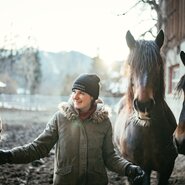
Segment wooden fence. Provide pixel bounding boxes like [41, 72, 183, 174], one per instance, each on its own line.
[0, 94, 182, 122]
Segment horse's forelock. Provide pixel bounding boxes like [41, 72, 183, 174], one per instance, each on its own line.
[126, 39, 165, 100]
[128, 40, 162, 74]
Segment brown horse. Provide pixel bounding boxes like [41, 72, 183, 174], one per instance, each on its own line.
[174, 50, 185, 154]
[113, 30, 178, 185]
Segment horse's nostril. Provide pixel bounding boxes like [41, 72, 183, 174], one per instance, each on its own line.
[145, 99, 155, 111]
[134, 99, 154, 113]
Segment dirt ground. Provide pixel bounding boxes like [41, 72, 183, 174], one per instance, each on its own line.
[0, 109, 185, 185]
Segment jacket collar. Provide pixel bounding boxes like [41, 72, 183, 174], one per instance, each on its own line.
[58, 98, 110, 123]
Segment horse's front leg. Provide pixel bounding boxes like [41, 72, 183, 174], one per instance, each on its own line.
[156, 162, 175, 185]
[142, 170, 151, 185]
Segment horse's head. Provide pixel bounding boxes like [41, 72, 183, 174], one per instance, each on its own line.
[176, 51, 185, 94]
[174, 50, 185, 154]
[125, 30, 165, 120]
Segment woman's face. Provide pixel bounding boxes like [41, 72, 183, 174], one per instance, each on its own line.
[72, 89, 93, 112]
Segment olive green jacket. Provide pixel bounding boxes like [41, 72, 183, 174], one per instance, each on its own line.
[10, 101, 131, 185]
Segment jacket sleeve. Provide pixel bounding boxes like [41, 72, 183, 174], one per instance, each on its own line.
[9, 112, 59, 164]
[102, 119, 131, 175]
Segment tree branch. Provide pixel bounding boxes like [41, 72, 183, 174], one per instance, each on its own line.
[117, 0, 142, 16]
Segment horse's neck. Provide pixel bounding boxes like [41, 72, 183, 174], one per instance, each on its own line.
[154, 100, 177, 132]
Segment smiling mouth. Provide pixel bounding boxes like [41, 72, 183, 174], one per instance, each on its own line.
[74, 100, 82, 104]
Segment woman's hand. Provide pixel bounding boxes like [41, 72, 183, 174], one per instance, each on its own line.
[126, 164, 145, 185]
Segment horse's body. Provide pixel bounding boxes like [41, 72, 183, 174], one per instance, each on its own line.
[114, 30, 178, 185]
[174, 51, 185, 154]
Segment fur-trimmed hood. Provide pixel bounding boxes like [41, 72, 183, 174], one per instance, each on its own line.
[58, 98, 110, 123]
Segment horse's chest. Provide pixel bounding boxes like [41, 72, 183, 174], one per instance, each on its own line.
[123, 124, 174, 166]
[125, 125, 152, 149]
[126, 124, 163, 148]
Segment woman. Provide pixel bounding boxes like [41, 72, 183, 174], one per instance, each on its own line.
[0, 73, 144, 185]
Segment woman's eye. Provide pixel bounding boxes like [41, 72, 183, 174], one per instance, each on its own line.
[80, 92, 85, 95]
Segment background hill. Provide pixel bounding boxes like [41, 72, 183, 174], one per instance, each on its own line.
[38, 50, 93, 95]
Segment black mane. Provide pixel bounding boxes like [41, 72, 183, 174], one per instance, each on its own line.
[176, 74, 185, 93]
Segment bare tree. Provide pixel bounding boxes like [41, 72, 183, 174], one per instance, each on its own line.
[119, 0, 164, 37]
[0, 32, 41, 94]
[140, 0, 164, 31]
[14, 47, 41, 94]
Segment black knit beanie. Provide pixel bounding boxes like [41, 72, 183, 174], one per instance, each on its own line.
[72, 73, 100, 100]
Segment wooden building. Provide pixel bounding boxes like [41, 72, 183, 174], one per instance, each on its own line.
[162, 0, 185, 119]
[165, 0, 185, 50]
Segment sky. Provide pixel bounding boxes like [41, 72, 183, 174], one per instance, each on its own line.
[0, 0, 156, 63]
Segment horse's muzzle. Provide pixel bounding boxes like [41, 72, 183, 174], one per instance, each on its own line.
[134, 98, 155, 120]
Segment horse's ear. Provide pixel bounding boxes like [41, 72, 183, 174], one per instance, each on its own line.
[126, 30, 136, 49]
[180, 51, 185, 66]
[155, 30, 164, 49]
